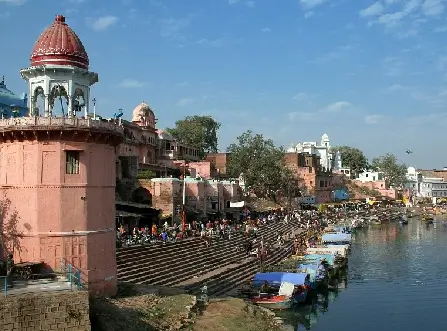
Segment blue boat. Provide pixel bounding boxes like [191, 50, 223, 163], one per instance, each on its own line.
[297, 263, 328, 290]
[252, 272, 310, 305]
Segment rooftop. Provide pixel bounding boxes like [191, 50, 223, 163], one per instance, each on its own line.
[0, 77, 27, 109]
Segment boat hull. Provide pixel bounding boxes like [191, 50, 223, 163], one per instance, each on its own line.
[251, 297, 292, 309]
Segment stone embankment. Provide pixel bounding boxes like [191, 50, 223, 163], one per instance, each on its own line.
[0, 291, 90, 331]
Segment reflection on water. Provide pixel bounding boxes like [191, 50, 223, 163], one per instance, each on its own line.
[278, 219, 447, 331]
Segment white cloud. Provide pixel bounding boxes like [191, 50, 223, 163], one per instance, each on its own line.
[387, 84, 407, 92]
[312, 44, 356, 63]
[195, 38, 225, 47]
[0, 11, 10, 19]
[292, 92, 307, 100]
[433, 25, 447, 32]
[261, 27, 271, 33]
[0, 0, 27, 4]
[159, 17, 190, 40]
[324, 101, 352, 112]
[300, 0, 327, 9]
[176, 98, 195, 107]
[422, 0, 444, 16]
[304, 11, 315, 18]
[359, 2, 384, 17]
[364, 114, 384, 124]
[382, 56, 403, 76]
[119, 79, 145, 88]
[92, 15, 119, 31]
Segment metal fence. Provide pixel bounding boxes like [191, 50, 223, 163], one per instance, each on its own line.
[60, 259, 84, 291]
[0, 260, 84, 297]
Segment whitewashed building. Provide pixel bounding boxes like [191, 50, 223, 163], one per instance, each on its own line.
[287, 133, 334, 171]
[404, 167, 447, 198]
[356, 171, 384, 182]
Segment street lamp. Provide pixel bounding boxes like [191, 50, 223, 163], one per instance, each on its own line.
[92, 97, 96, 120]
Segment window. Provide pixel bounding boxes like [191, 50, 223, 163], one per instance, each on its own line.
[66, 151, 80, 174]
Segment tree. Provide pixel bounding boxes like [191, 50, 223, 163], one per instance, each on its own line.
[0, 196, 23, 257]
[371, 153, 407, 188]
[166, 115, 221, 158]
[227, 130, 294, 202]
[332, 145, 368, 175]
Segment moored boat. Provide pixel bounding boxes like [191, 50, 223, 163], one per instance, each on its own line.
[252, 272, 311, 307]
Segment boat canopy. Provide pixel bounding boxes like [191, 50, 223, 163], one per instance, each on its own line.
[321, 233, 352, 243]
[304, 254, 335, 265]
[253, 272, 307, 286]
[297, 263, 318, 274]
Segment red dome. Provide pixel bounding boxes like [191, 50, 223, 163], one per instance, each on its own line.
[30, 15, 89, 69]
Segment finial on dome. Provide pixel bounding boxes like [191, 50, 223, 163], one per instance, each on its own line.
[55, 15, 65, 23]
[0, 75, 4, 85]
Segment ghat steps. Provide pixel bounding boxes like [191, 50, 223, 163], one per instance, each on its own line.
[116, 221, 304, 296]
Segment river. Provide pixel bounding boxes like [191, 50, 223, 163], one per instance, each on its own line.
[279, 219, 447, 331]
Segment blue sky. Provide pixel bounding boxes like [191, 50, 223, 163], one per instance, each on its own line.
[0, 0, 446, 168]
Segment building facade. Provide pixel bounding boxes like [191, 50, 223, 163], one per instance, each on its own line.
[405, 167, 447, 198]
[287, 133, 334, 171]
[142, 177, 241, 219]
[1, 15, 121, 296]
[284, 152, 333, 204]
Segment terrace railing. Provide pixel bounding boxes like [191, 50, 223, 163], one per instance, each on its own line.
[60, 259, 84, 291]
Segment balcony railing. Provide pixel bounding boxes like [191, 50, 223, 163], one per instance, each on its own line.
[0, 116, 124, 133]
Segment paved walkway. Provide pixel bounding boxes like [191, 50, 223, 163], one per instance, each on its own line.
[2, 278, 73, 296]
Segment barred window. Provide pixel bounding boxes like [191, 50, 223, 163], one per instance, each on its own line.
[66, 151, 80, 174]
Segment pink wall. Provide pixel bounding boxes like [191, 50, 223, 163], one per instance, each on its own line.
[353, 180, 397, 199]
[0, 140, 118, 296]
[146, 178, 240, 215]
[189, 162, 212, 179]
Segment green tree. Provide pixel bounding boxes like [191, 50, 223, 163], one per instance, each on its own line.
[332, 145, 368, 175]
[227, 130, 294, 202]
[371, 153, 407, 188]
[166, 115, 221, 158]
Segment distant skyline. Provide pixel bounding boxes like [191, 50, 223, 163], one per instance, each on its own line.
[0, 0, 446, 168]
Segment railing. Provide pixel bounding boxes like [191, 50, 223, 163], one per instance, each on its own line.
[1, 275, 8, 297]
[0, 116, 124, 133]
[60, 259, 83, 291]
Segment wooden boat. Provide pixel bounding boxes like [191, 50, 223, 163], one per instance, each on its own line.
[421, 214, 434, 222]
[251, 273, 310, 308]
[251, 294, 292, 310]
[306, 246, 348, 258]
[399, 215, 409, 225]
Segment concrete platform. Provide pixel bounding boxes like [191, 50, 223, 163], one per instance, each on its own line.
[1, 277, 74, 296]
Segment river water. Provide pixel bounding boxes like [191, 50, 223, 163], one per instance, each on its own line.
[279, 219, 447, 331]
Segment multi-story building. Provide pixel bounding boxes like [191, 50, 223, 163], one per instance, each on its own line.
[116, 103, 200, 179]
[405, 167, 447, 199]
[143, 177, 241, 220]
[284, 152, 333, 203]
[287, 133, 334, 171]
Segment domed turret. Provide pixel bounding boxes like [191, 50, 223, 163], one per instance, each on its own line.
[132, 102, 156, 127]
[30, 15, 89, 69]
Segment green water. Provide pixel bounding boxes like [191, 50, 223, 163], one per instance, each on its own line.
[279, 219, 447, 331]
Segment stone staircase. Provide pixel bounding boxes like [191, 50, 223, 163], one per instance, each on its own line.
[116, 220, 304, 296]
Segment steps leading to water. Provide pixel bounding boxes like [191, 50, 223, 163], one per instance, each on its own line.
[116, 221, 304, 296]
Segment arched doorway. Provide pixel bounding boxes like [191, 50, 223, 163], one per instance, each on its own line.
[131, 187, 152, 205]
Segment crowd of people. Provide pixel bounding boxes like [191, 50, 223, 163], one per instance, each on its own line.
[116, 204, 370, 250]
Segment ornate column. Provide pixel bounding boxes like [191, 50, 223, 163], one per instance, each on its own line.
[45, 94, 51, 117]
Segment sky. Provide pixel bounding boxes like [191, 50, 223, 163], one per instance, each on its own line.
[0, 0, 446, 169]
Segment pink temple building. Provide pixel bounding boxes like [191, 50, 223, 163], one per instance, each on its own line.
[0, 15, 122, 296]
